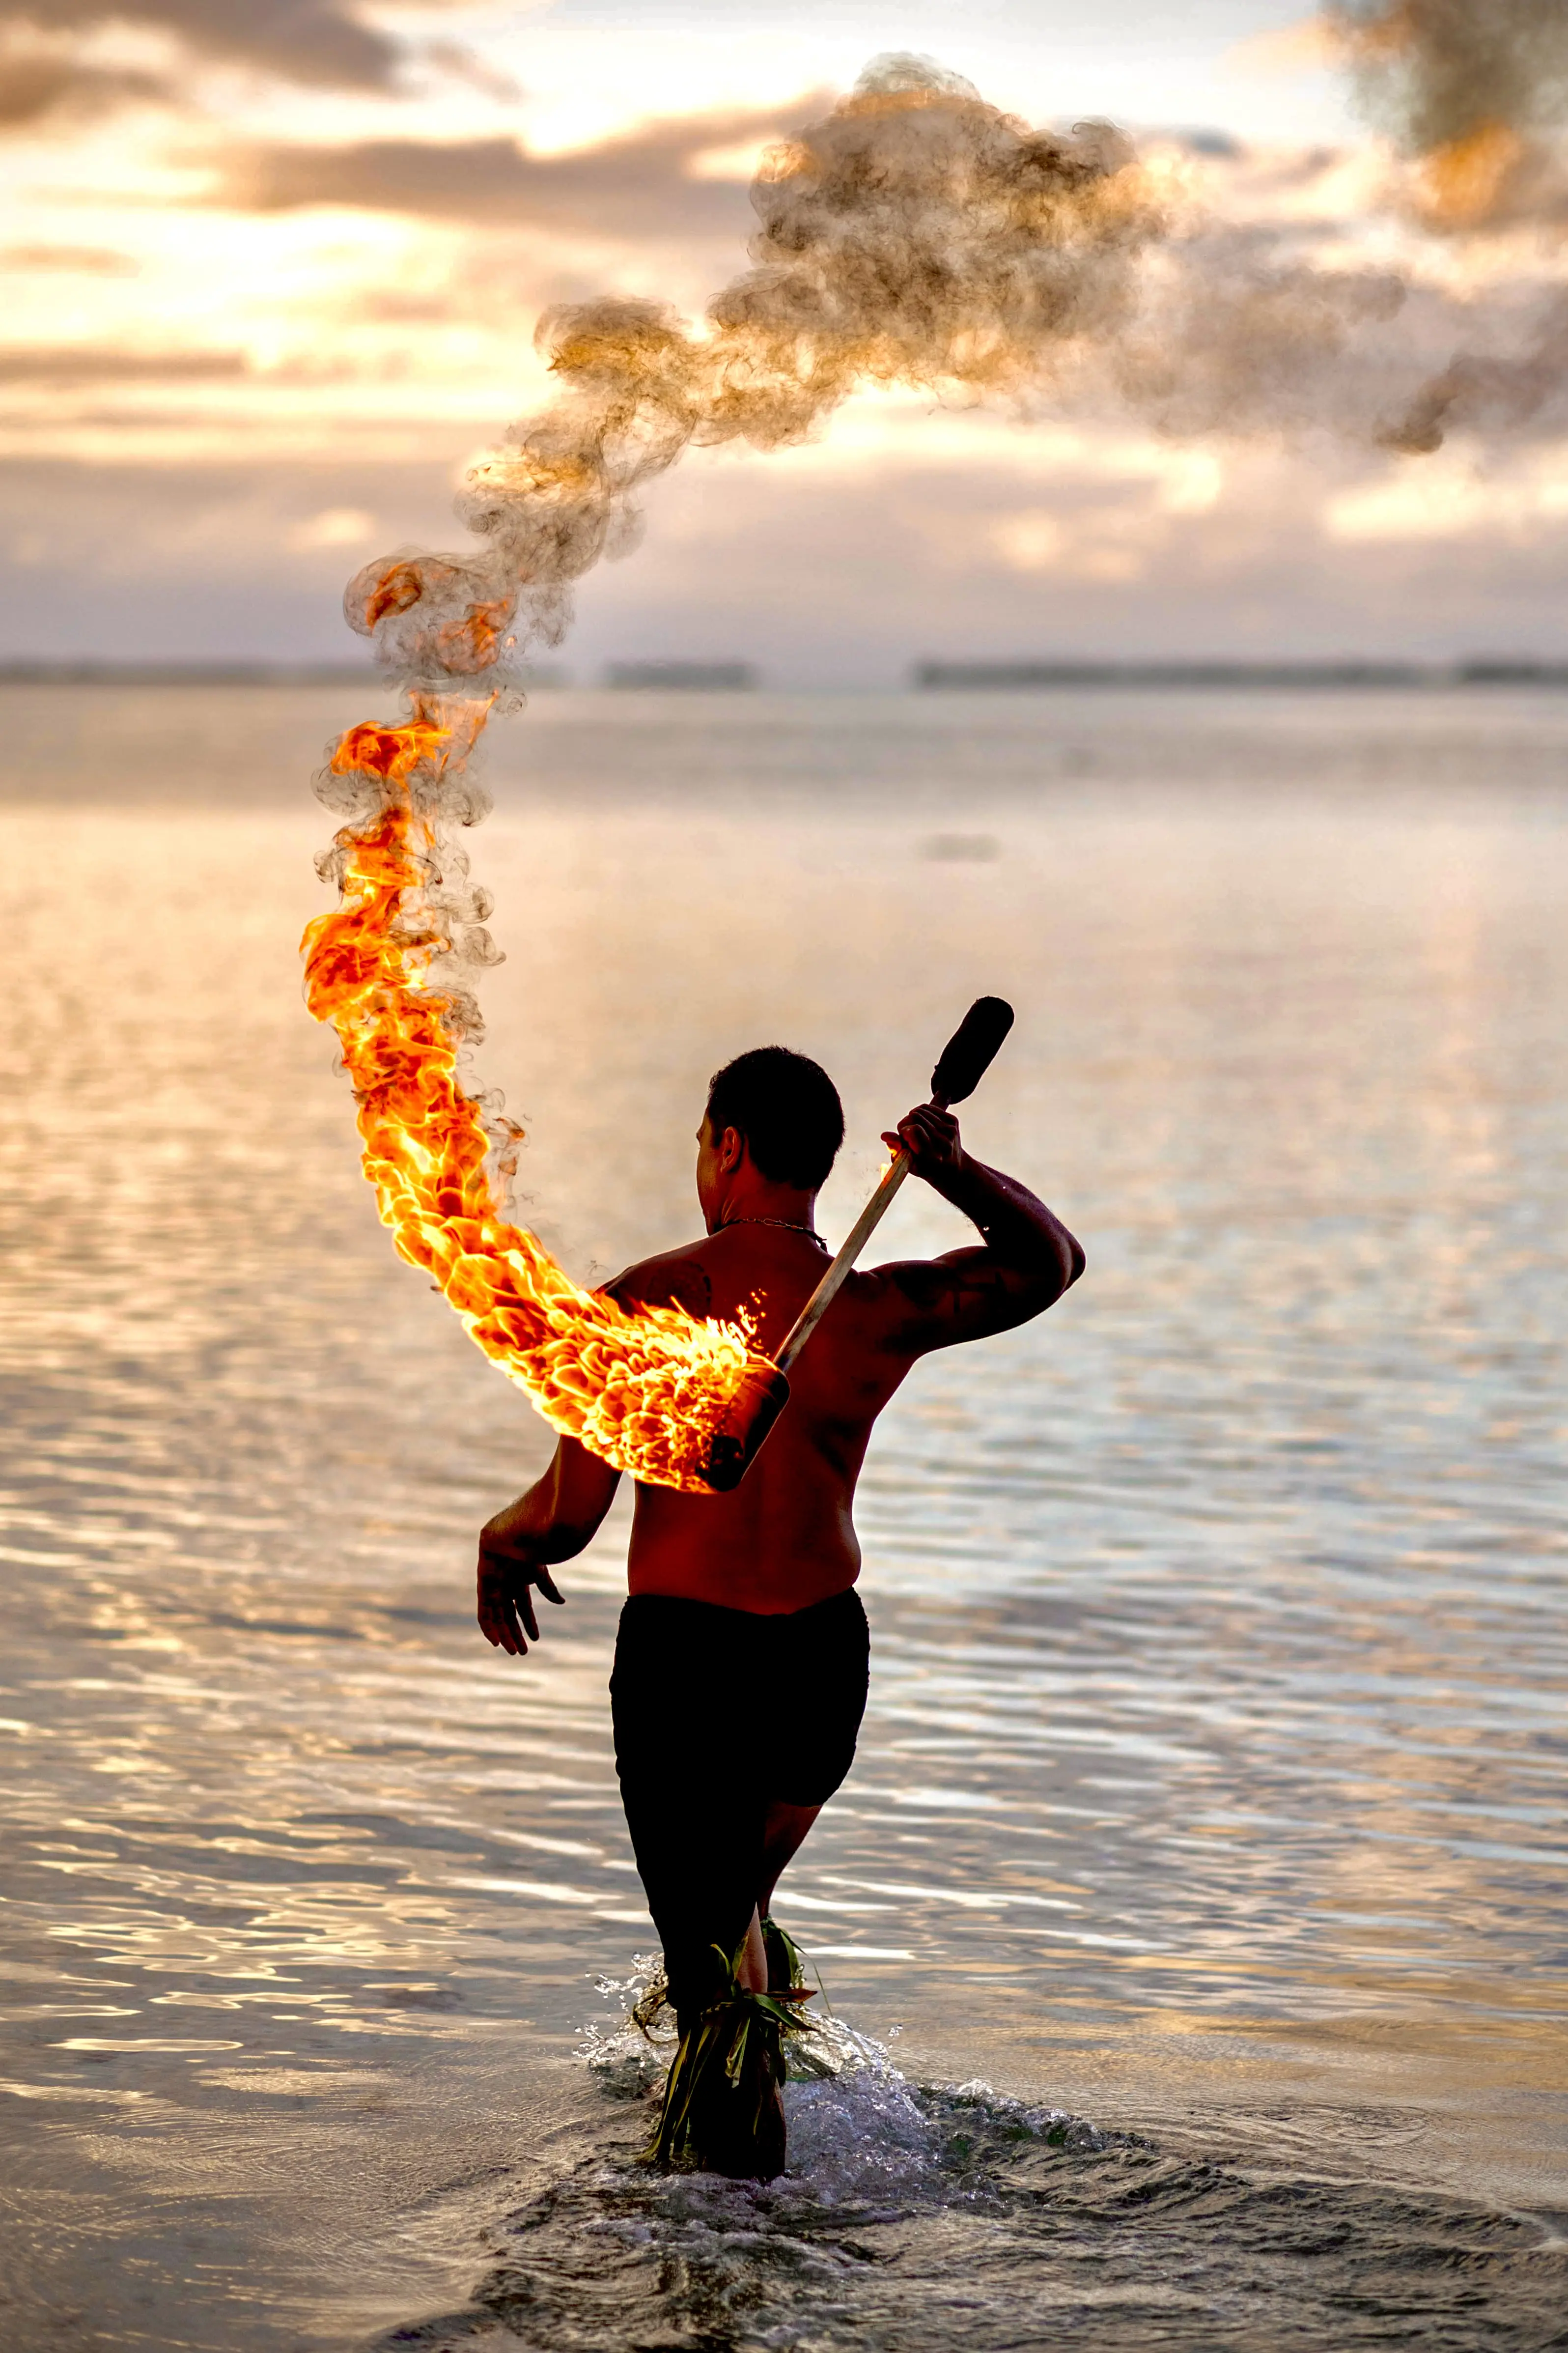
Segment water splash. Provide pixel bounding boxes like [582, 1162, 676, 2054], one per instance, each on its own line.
[575, 1951, 1103, 2217]
[376, 1961, 1567, 2351]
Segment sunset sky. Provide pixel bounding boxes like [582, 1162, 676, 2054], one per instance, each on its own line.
[5, 0, 1568, 680]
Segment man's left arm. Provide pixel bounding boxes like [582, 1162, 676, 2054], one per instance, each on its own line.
[873, 1104, 1085, 1353]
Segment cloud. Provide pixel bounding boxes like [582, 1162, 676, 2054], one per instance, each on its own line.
[11, 437, 1568, 675]
[0, 345, 246, 381]
[211, 101, 822, 240]
[1, 1, 405, 92]
[0, 244, 141, 274]
[286, 503, 377, 549]
[1326, 441, 1568, 538]
[0, 42, 168, 128]
[0, 452, 462, 662]
[418, 39, 523, 106]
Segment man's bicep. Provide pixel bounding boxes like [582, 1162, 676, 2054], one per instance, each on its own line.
[874, 1248, 1043, 1354]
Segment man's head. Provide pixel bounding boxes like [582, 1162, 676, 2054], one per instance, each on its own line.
[698, 1047, 844, 1221]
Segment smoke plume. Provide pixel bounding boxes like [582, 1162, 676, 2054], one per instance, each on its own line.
[308, 53, 1568, 1479]
[1324, 5, 1568, 445]
[344, 57, 1160, 693]
[321, 47, 1555, 1186]
[344, 47, 1559, 710]
[313, 57, 1189, 1478]
[1329, 0, 1568, 225]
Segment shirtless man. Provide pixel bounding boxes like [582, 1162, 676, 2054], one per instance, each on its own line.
[476, 1045, 1083, 2175]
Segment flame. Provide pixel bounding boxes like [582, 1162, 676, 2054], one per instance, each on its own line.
[301, 700, 773, 1492]
[303, 69, 1164, 1475]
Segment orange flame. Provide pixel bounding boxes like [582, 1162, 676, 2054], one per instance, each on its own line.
[301, 702, 773, 1491]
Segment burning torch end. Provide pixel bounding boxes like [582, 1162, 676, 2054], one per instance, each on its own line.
[696, 1359, 792, 1492]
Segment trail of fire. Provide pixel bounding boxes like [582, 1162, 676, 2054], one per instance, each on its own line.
[306, 44, 1556, 1477]
[301, 704, 768, 1492]
[301, 63, 1162, 1487]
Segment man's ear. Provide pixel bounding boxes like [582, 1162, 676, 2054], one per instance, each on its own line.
[718, 1124, 747, 1174]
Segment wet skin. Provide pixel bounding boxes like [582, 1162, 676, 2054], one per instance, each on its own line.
[476, 1100, 1084, 1986]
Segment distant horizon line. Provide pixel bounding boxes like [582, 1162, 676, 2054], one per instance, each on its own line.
[4, 655, 1568, 691]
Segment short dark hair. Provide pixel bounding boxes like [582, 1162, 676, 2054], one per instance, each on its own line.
[706, 1047, 844, 1191]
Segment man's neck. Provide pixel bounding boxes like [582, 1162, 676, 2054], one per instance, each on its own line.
[711, 1183, 818, 1235]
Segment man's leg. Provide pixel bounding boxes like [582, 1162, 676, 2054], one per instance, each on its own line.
[611, 1603, 763, 2007]
[759, 1800, 820, 1923]
[734, 1805, 821, 1991]
[611, 1599, 789, 2176]
[734, 1800, 820, 1998]
[759, 1588, 868, 1980]
[738, 1797, 822, 1985]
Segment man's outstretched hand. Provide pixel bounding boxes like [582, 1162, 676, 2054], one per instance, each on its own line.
[881, 1103, 963, 1180]
[474, 1442, 621, 1656]
[477, 1527, 565, 1656]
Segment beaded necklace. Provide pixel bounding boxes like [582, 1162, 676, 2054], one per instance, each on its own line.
[718, 1215, 826, 1245]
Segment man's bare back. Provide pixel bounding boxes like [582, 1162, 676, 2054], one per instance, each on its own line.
[472, 1049, 1082, 2179]
[477, 1099, 1083, 1632]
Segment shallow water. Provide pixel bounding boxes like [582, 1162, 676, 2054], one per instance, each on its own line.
[0, 682, 1565, 2349]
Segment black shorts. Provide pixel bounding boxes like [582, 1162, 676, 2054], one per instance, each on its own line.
[610, 1586, 869, 2019]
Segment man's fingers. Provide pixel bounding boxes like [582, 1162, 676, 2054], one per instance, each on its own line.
[477, 1555, 565, 1654]
[477, 1573, 525, 1655]
[484, 1604, 519, 1655]
[897, 1106, 960, 1162]
[884, 1108, 957, 1165]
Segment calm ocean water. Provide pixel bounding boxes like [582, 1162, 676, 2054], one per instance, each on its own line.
[0, 680, 1565, 2350]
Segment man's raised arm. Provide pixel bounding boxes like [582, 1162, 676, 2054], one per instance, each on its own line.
[872, 1104, 1084, 1355]
[477, 1436, 620, 1656]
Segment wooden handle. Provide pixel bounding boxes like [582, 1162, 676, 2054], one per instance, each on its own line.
[771, 997, 1013, 1380]
[775, 1146, 914, 1374]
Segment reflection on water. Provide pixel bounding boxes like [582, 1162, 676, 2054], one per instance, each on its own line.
[383, 2056, 1568, 2353]
[0, 683, 1565, 2348]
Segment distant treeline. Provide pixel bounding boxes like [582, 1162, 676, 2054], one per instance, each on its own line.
[605, 660, 755, 690]
[913, 659, 1568, 689]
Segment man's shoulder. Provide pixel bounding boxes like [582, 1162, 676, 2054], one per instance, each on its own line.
[843, 1254, 934, 1312]
[836, 1251, 984, 1354]
[603, 1236, 716, 1319]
